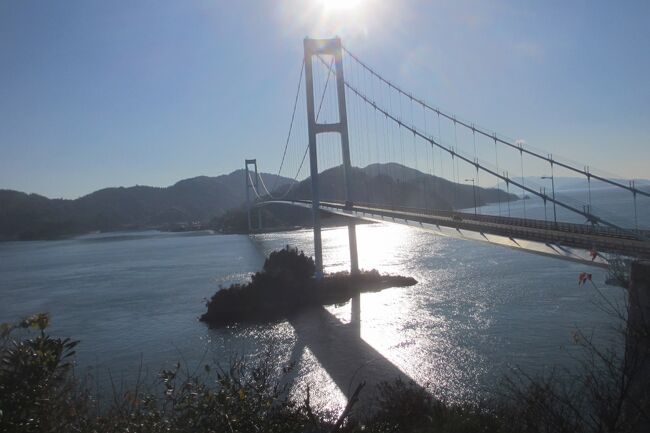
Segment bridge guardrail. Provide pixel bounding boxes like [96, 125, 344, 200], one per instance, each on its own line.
[279, 199, 649, 258]
[321, 200, 648, 241]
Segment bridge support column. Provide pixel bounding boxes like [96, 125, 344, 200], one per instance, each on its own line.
[348, 222, 359, 274]
[304, 40, 323, 277]
[244, 159, 260, 233]
[304, 37, 359, 277]
[627, 260, 650, 428]
[334, 36, 359, 276]
[254, 164, 262, 231]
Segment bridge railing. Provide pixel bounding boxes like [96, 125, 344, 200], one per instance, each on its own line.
[288, 199, 649, 241]
[268, 199, 649, 258]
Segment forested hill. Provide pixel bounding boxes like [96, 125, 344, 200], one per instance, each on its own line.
[2, 163, 517, 241]
[0, 170, 294, 241]
[215, 163, 517, 234]
[283, 163, 517, 211]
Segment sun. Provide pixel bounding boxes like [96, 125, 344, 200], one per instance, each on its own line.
[319, 0, 366, 12]
[278, 0, 390, 42]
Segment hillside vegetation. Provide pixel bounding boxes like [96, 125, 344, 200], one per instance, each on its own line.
[0, 170, 293, 240]
[283, 163, 516, 211]
[1, 163, 517, 240]
[213, 163, 518, 233]
[2, 310, 647, 433]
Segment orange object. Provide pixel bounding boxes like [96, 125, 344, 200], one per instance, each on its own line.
[578, 272, 592, 286]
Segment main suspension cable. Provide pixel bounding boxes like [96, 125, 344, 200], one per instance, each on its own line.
[257, 57, 335, 200]
[272, 60, 305, 191]
[341, 77, 644, 239]
[342, 46, 650, 199]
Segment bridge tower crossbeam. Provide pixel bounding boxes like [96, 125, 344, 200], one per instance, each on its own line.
[304, 37, 359, 278]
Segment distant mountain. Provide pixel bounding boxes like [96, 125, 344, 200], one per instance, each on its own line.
[214, 163, 518, 234]
[281, 163, 516, 211]
[0, 170, 294, 241]
[1, 163, 518, 241]
[496, 176, 650, 194]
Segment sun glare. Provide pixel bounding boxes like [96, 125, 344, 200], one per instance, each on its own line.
[278, 0, 393, 44]
[319, 0, 365, 12]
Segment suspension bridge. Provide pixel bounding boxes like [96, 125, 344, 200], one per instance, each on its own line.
[243, 37, 650, 276]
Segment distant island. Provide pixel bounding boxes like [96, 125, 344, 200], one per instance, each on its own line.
[200, 246, 417, 327]
[0, 163, 517, 241]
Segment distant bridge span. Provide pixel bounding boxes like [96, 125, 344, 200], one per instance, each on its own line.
[257, 200, 650, 267]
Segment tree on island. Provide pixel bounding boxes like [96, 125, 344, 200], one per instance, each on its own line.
[200, 246, 416, 326]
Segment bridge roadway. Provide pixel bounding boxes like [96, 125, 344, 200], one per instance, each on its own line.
[260, 200, 650, 265]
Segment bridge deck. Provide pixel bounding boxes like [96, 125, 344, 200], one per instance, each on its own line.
[261, 200, 650, 263]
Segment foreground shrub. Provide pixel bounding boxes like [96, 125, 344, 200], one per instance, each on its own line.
[0, 314, 84, 433]
[1, 316, 327, 433]
[3, 283, 648, 433]
[358, 379, 505, 433]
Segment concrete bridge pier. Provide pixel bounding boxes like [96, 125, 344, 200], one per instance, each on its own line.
[349, 222, 360, 330]
[348, 222, 359, 274]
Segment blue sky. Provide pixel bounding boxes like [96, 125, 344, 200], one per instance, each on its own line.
[1, 0, 648, 199]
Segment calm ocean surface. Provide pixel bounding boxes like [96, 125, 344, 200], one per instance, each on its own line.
[0, 183, 650, 409]
[1, 188, 644, 410]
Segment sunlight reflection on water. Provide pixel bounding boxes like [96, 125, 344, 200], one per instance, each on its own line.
[254, 222, 624, 407]
[0, 223, 626, 412]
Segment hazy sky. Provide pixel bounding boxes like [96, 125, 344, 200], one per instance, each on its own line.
[1, 0, 649, 199]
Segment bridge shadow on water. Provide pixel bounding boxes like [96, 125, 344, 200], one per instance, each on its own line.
[286, 295, 421, 414]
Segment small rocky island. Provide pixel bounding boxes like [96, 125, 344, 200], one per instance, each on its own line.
[200, 246, 417, 326]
